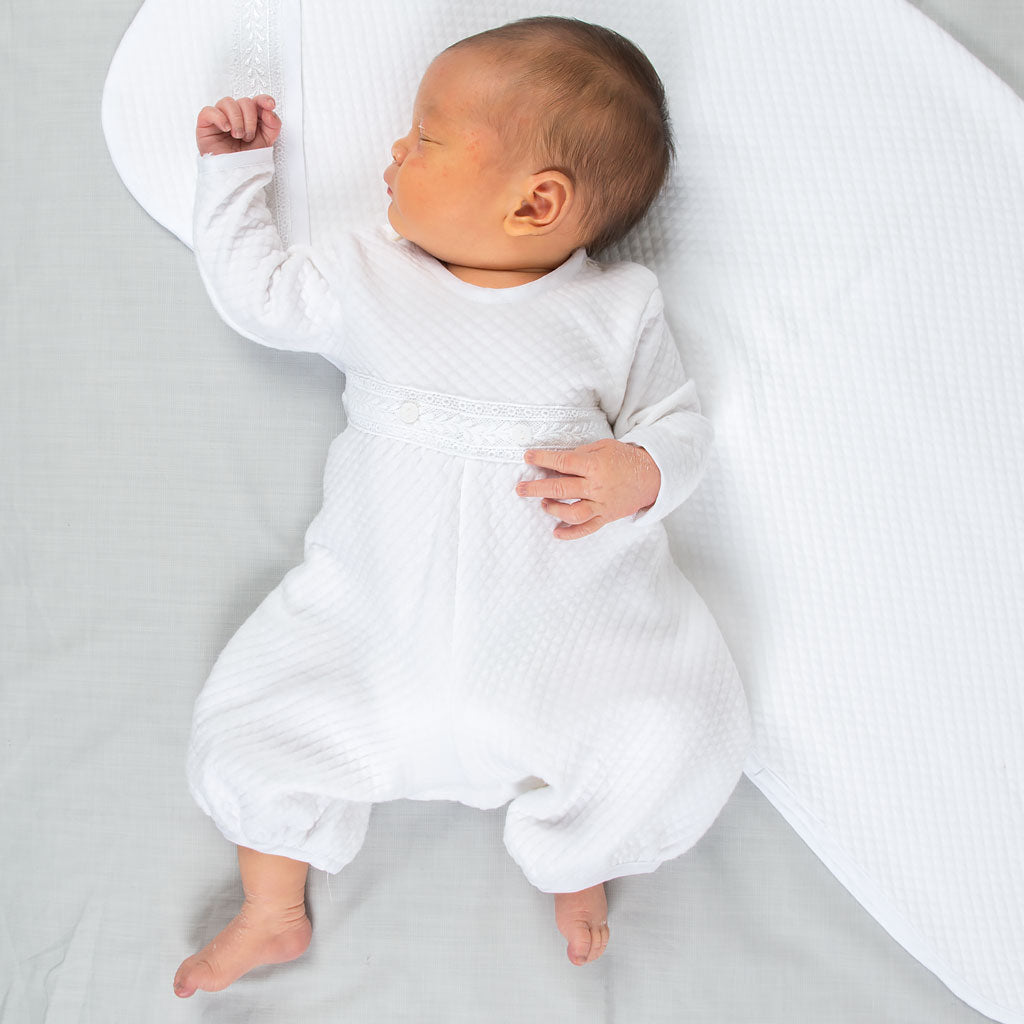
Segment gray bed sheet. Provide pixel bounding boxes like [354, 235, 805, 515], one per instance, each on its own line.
[2, 1, 1021, 1021]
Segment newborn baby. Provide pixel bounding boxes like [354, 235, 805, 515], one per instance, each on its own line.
[174, 15, 750, 998]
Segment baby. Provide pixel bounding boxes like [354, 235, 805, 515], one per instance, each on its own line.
[174, 16, 749, 998]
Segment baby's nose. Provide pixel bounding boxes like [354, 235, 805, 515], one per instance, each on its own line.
[391, 140, 407, 165]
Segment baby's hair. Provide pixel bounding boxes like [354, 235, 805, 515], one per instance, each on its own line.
[445, 16, 674, 257]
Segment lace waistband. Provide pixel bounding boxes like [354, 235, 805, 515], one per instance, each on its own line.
[341, 371, 612, 462]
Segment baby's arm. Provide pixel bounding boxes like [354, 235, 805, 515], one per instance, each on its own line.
[516, 288, 711, 538]
[608, 289, 714, 525]
[192, 95, 347, 360]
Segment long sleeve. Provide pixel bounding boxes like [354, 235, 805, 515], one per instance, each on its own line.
[611, 289, 714, 526]
[192, 146, 347, 362]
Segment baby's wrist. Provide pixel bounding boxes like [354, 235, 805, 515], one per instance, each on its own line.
[625, 443, 661, 512]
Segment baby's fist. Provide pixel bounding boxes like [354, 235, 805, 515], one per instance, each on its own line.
[196, 95, 280, 155]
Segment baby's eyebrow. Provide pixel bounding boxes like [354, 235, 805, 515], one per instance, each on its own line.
[415, 102, 445, 128]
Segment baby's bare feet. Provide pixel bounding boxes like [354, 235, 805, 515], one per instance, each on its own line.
[173, 899, 311, 998]
[554, 883, 609, 965]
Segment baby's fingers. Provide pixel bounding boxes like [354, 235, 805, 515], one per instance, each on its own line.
[196, 103, 237, 154]
[215, 96, 248, 140]
[197, 104, 231, 134]
[236, 96, 264, 142]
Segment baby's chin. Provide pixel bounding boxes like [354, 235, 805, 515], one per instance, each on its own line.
[386, 207, 427, 248]
[385, 208, 444, 259]
[385, 204, 406, 237]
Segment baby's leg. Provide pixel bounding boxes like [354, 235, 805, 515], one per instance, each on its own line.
[173, 846, 311, 998]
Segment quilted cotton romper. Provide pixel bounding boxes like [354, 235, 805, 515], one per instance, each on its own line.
[185, 147, 751, 894]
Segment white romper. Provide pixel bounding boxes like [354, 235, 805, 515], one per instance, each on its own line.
[186, 146, 751, 894]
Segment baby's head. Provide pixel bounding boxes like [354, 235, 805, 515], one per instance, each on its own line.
[384, 17, 673, 271]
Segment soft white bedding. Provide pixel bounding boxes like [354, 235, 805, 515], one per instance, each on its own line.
[2, 0, 1021, 1020]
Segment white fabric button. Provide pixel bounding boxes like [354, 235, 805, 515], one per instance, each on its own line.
[511, 422, 533, 446]
[397, 401, 420, 424]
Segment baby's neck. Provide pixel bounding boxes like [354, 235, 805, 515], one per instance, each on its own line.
[441, 262, 552, 289]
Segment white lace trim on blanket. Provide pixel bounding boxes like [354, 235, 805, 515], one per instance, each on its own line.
[233, 0, 292, 244]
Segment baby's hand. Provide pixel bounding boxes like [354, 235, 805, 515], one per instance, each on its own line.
[515, 440, 661, 540]
[196, 95, 280, 156]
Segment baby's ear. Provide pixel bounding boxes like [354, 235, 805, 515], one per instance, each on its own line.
[504, 172, 575, 236]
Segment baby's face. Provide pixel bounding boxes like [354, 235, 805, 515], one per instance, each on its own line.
[384, 48, 530, 266]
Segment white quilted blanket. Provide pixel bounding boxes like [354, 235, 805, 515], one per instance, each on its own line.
[102, 0, 1024, 1019]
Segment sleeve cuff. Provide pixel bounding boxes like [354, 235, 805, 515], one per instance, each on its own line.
[620, 417, 712, 526]
[197, 146, 276, 171]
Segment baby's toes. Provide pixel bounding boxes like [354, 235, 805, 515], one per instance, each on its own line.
[565, 920, 594, 966]
[173, 954, 217, 997]
[587, 921, 610, 963]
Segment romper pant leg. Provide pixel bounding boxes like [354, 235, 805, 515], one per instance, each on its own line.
[187, 545, 407, 874]
[502, 668, 750, 895]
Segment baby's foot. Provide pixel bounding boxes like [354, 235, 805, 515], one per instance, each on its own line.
[554, 883, 610, 965]
[173, 899, 311, 997]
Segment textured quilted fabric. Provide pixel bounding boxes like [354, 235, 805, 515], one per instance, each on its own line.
[101, 0, 1024, 1017]
[185, 147, 751, 894]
